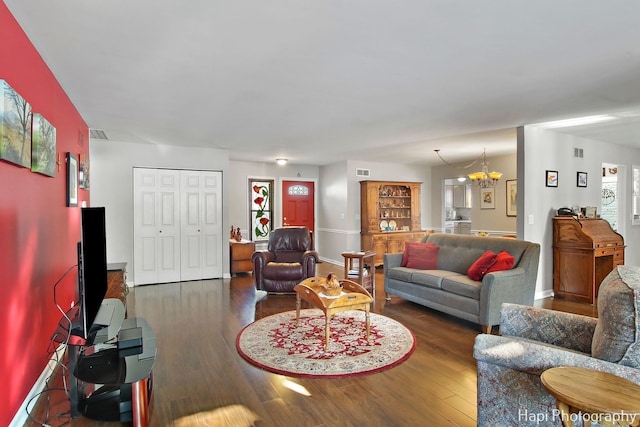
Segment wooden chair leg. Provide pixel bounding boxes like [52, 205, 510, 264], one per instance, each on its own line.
[482, 325, 493, 334]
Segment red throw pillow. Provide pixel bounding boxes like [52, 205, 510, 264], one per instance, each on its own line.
[401, 242, 435, 266]
[405, 244, 439, 270]
[486, 250, 515, 273]
[467, 250, 498, 281]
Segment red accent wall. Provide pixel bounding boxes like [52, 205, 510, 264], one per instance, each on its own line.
[0, 4, 89, 425]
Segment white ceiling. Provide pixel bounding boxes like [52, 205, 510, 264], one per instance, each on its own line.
[5, 1, 640, 166]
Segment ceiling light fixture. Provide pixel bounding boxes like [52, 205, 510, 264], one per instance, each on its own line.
[276, 158, 288, 166]
[467, 149, 502, 188]
[435, 149, 502, 188]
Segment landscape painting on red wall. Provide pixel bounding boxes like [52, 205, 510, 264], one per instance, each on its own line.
[31, 113, 56, 177]
[0, 79, 32, 168]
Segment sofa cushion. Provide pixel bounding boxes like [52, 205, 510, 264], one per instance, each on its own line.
[386, 267, 416, 283]
[592, 266, 640, 367]
[467, 250, 498, 281]
[442, 275, 482, 299]
[486, 250, 515, 274]
[401, 242, 437, 267]
[405, 244, 439, 270]
[411, 270, 459, 289]
[263, 262, 303, 279]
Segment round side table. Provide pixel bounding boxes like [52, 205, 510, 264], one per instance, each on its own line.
[541, 366, 640, 427]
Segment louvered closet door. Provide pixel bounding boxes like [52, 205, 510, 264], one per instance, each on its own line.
[133, 168, 181, 285]
[180, 170, 223, 280]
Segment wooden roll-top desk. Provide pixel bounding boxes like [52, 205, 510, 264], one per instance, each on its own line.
[553, 216, 624, 304]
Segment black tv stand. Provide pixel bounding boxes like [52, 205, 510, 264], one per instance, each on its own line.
[53, 299, 156, 426]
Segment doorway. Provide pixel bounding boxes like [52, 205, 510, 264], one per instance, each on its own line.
[282, 180, 315, 232]
[601, 163, 622, 232]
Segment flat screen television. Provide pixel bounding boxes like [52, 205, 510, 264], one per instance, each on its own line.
[76, 207, 108, 341]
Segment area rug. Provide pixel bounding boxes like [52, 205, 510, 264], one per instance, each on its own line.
[236, 309, 416, 378]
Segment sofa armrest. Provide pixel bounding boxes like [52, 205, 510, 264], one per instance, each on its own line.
[500, 303, 597, 353]
[473, 333, 640, 384]
[302, 250, 319, 277]
[251, 251, 275, 290]
[383, 253, 403, 270]
[479, 267, 532, 327]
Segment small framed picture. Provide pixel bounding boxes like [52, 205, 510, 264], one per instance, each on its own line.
[480, 187, 495, 209]
[506, 180, 517, 217]
[546, 170, 558, 187]
[577, 171, 588, 188]
[66, 152, 78, 207]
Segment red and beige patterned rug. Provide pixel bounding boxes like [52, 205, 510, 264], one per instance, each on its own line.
[236, 309, 416, 378]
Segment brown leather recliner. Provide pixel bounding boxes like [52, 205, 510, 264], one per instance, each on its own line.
[252, 227, 319, 293]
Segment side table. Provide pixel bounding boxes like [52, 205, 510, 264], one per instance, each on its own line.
[229, 239, 256, 275]
[541, 366, 640, 427]
[342, 251, 376, 297]
[294, 277, 373, 351]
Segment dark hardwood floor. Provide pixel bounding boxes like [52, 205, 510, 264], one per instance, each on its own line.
[26, 262, 597, 427]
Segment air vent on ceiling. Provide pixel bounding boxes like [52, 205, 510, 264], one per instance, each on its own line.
[574, 147, 584, 158]
[90, 129, 108, 140]
[356, 168, 370, 177]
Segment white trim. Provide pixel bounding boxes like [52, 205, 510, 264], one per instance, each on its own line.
[534, 289, 554, 300]
[315, 227, 361, 235]
[10, 344, 67, 427]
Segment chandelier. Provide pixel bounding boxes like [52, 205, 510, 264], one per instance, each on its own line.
[434, 148, 503, 188]
[467, 149, 502, 188]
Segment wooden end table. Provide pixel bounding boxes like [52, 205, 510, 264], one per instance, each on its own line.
[341, 251, 376, 297]
[541, 366, 640, 427]
[229, 239, 255, 275]
[294, 277, 373, 351]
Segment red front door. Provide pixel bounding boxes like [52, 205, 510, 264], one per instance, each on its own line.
[282, 180, 314, 232]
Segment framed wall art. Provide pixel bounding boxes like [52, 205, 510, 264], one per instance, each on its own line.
[577, 171, 588, 188]
[506, 179, 517, 217]
[31, 113, 56, 177]
[0, 80, 32, 168]
[480, 187, 495, 209]
[66, 152, 78, 207]
[79, 153, 90, 189]
[546, 170, 558, 187]
[249, 178, 274, 241]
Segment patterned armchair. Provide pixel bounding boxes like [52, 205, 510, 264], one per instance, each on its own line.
[252, 226, 319, 293]
[474, 266, 640, 426]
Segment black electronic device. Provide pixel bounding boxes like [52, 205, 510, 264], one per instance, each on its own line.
[76, 348, 126, 384]
[117, 327, 143, 350]
[557, 207, 575, 216]
[76, 207, 109, 341]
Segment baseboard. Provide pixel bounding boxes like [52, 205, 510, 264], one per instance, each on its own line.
[318, 257, 343, 268]
[10, 343, 67, 427]
[535, 289, 554, 300]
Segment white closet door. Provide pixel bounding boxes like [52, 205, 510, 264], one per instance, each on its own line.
[180, 170, 223, 280]
[200, 170, 223, 279]
[133, 168, 181, 285]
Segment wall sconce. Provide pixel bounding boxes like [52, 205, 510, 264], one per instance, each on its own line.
[276, 158, 288, 166]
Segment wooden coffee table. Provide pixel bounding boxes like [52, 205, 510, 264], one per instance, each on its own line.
[541, 366, 640, 427]
[294, 277, 373, 351]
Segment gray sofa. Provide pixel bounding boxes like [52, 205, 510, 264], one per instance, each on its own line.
[384, 233, 540, 332]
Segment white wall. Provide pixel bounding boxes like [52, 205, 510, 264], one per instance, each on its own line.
[520, 126, 640, 298]
[316, 160, 431, 265]
[90, 139, 229, 284]
[430, 153, 517, 234]
[226, 160, 320, 241]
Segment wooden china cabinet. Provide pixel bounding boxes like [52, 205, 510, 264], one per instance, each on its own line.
[360, 181, 425, 266]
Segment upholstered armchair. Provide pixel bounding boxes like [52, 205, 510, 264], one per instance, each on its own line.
[252, 226, 319, 293]
[473, 266, 640, 426]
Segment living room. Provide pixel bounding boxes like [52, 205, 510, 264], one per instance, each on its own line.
[4, 2, 640, 426]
